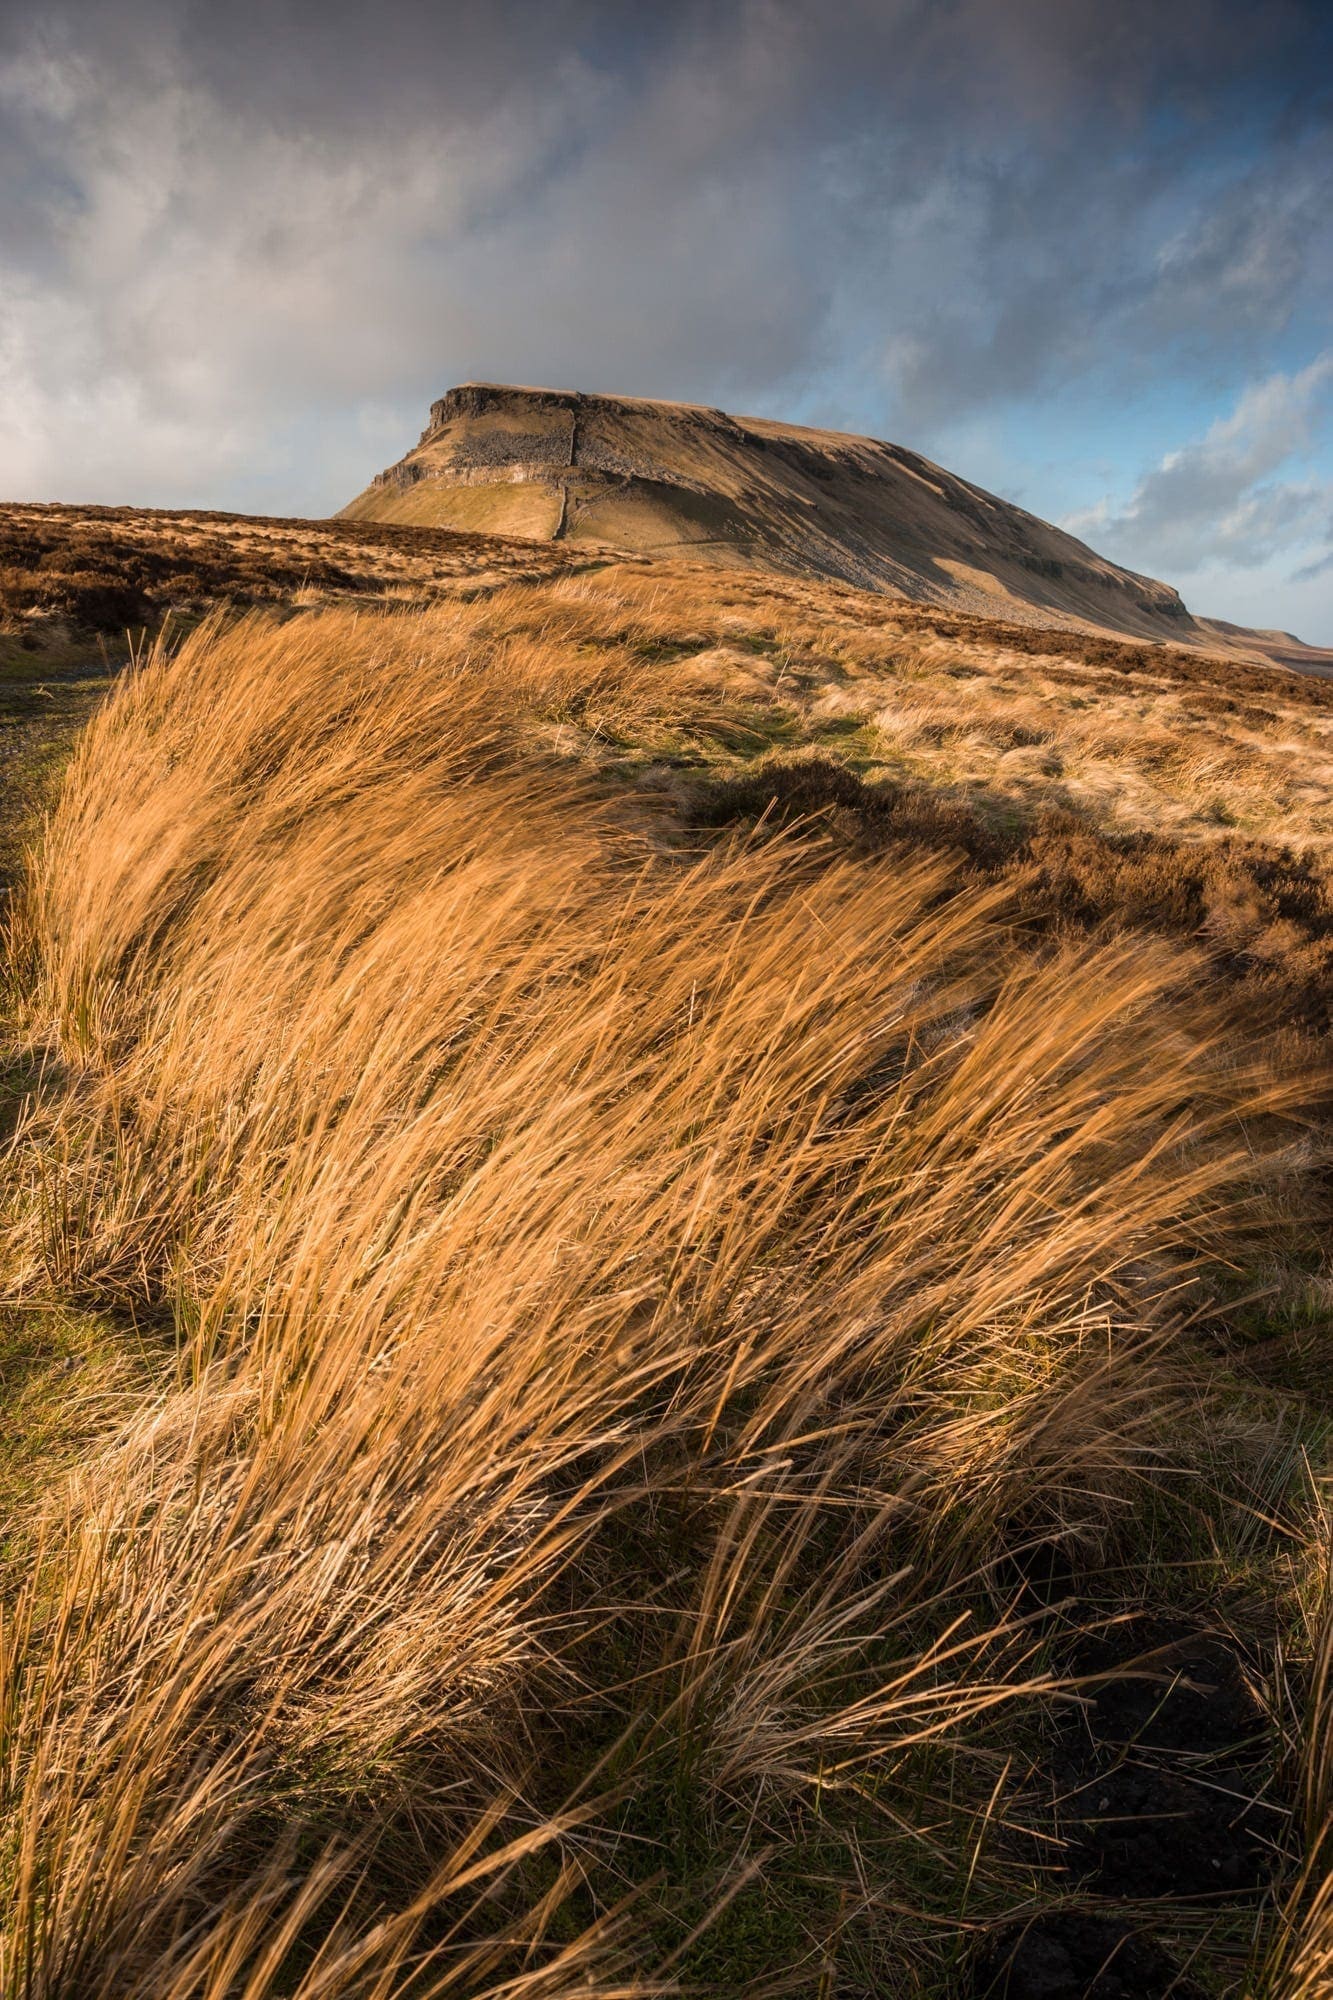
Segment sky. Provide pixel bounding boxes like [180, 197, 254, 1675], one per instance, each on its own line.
[1, 0, 1330, 639]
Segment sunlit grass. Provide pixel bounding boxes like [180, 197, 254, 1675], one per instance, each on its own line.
[0, 583, 1328, 1994]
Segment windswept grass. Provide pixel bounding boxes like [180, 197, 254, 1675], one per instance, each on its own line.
[0, 599, 1327, 1994]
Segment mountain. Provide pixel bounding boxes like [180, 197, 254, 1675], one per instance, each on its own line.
[341, 383, 1333, 672]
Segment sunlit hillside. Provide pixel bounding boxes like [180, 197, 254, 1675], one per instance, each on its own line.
[1, 543, 1332, 1998]
[341, 385, 1333, 683]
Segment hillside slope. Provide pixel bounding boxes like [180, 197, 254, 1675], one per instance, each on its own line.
[342, 383, 1333, 673]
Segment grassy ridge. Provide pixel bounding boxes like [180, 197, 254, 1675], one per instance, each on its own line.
[0, 576, 1330, 1994]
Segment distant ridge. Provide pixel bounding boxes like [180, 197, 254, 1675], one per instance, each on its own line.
[342, 383, 1333, 673]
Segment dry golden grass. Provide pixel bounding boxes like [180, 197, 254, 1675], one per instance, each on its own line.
[0, 589, 1329, 1993]
[520, 563, 1333, 856]
[8, 501, 1332, 866]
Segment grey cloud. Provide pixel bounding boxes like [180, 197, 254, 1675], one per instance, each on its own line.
[0, 0, 847, 506]
[871, 130, 1333, 433]
[1143, 144, 1333, 350]
[1292, 547, 1333, 585]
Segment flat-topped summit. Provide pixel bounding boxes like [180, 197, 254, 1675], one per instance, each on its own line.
[341, 384, 1329, 666]
[421, 382, 735, 432]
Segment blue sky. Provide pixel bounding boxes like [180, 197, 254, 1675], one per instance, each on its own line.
[1, 0, 1330, 637]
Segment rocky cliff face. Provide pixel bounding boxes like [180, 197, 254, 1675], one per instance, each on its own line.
[341, 384, 1322, 665]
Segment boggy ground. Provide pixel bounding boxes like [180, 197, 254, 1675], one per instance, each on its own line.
[0, 530, 1331, 1997]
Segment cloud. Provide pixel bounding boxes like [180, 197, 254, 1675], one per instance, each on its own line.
[870, 128, 1333, 434]
[0, 2, 846, 506]
[1292, 548, 1333, 585]
[1066, 356, 1333, 576]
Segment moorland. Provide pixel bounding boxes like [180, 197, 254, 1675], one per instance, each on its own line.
[1, 426, 1332, 1999]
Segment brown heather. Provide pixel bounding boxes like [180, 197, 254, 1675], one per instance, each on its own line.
[0, 574, 1329, 1995]
[0, 503, 598, 645]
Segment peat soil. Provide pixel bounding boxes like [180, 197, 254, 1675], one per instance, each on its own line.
[972, 1911, 1208, 2000]
[1055, 1623, 1283, 1903]
[969, 1611, 1289, 1999]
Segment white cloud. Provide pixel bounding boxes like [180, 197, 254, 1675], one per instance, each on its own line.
[1066, 356, 1333, 575]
